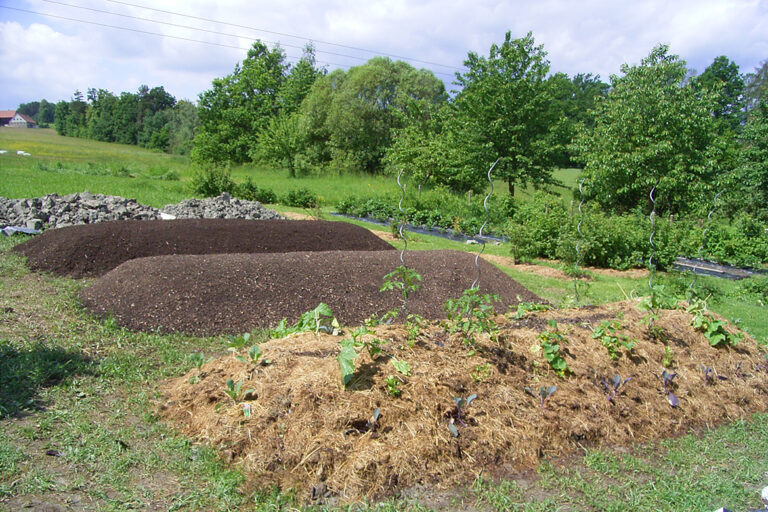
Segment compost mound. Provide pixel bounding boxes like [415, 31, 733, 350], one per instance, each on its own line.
[79, 250, 541, 335]
[13, 219, 394, 278]
[159, 302, 768, 502]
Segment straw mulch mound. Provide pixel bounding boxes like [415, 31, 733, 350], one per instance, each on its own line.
[159, 301, 768, 502]
[79, 250, 541, 336]
[13, 219, 394, 278]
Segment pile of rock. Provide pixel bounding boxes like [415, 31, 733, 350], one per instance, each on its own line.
[160, 193, 283, 221]
[0, 192, 283, 231]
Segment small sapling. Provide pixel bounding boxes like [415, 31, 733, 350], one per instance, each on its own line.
[525, 385, 557, 408]
[601, 374, 632, 402]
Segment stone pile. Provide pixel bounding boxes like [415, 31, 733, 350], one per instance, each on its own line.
[160, 193, 283, 220]
[0, 192, 283, 230]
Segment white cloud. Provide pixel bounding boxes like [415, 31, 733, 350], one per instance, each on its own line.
[1, 0, 766, 107]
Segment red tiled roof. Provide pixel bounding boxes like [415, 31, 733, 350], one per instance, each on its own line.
[17, 113, 36, 124]
[0, 110, 16, 119]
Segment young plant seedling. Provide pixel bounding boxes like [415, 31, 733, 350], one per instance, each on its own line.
[224, 379, 255, 404]
[227, 332, 252, 352]
[537, 319, 570, 377]
[405, 313, 424, 347]
[337, 326, 386, 388]
[381, 265, 422, 315]
[701, 365, 727, 385]
[601, 374, 632, 402]
[189, 352, 206, 370]
[662, 346, 675, 368]
[236, 345, 266, 365]
[448, 394, 478, 437]
[444, 288, 500, 348]
[525, 385, 557, 408]
[391, 357, 411, 376]
[513, 301, 552, 320]
[385, 376, 402, 397]
[661, 370, 679, 407]
[591, 320, 635, 360]
[272, 303, 340, 338]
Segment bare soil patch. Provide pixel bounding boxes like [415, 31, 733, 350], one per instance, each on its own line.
[159, 301, 768, 502]
[13, 219, 394, 278]
[79, 250, 541, 336]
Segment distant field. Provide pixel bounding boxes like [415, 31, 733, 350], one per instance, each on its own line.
[0, 128, 579, 207]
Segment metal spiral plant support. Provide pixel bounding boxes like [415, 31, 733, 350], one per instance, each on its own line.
[471, 158, 500, 290]
[573, 178, 586, 301]
[648, 181, 659, 296]
[397, 169, 408, 267]
[688, 190, 724, 300]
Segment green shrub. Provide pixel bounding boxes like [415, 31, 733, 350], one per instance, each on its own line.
[190, 164, 235, 197]
[235, 177, 277, 204]
[283, 188, 318, 208]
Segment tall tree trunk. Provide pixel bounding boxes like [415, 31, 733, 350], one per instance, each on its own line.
[508, 178, 515, 197]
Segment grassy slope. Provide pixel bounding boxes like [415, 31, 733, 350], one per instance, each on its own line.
[1, 129, 767, 510]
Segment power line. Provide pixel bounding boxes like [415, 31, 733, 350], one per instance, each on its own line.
[39, 0, 414, 68]
[0, 6, 353, 69]
[101, 0, 464, 71]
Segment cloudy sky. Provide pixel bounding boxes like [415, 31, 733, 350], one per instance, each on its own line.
[1, 0, 767, 108]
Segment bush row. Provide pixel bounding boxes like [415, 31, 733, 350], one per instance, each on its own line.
[336, 187, 515, 236]
[190, 165, 317, 208]
[504, 193, 768, 270]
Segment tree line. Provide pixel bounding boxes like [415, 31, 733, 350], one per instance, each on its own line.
[17, 31, 768, 220]
[26, 85, 199, 155]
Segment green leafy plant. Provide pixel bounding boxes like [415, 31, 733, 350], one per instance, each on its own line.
[537, 319, 570, 376]
[224, 379, 254, 404]
[391, 357, 411, 376]
[405, 313, 424, 347]
[687, 298, 741, 347]
[662, 346, 675, 368]
[513, 301, 552, 319]
[444, 288, 501, 347]
[272, 303, 340, 338]
[385, 375, 402, 397]
[381, 265, 422, 315]
[189, 352, 206, 370]
[235, 345, 267, 366]
[591, 319, 636, 360]
[337, 327, 385, 388]
[471, 363, 491, 382]
[227, 332, 252, 351]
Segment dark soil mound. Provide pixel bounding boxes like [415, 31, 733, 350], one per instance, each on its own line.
[13, 219, 394, 278]
[79, 250, 541, 335]
[159, 303, 768, 501]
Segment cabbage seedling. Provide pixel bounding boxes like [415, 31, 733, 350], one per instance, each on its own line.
[525, 385, 556, 408]
[224, 379, 255, 404]
[601, 374, 631, 402]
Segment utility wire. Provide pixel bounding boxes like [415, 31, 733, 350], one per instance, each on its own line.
[101, 0, 464, 71]
[0, 5, 350, 69]
[40, 0, 437, 70]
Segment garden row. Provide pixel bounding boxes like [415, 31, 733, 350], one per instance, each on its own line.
[337, 192, 768, 271]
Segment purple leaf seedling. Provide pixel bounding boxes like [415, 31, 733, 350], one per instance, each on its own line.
[601, 374, 632, 402]
[525, 385, 557, 408]
[701, 365, 727, 385]
[661, 370, 679, 407]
